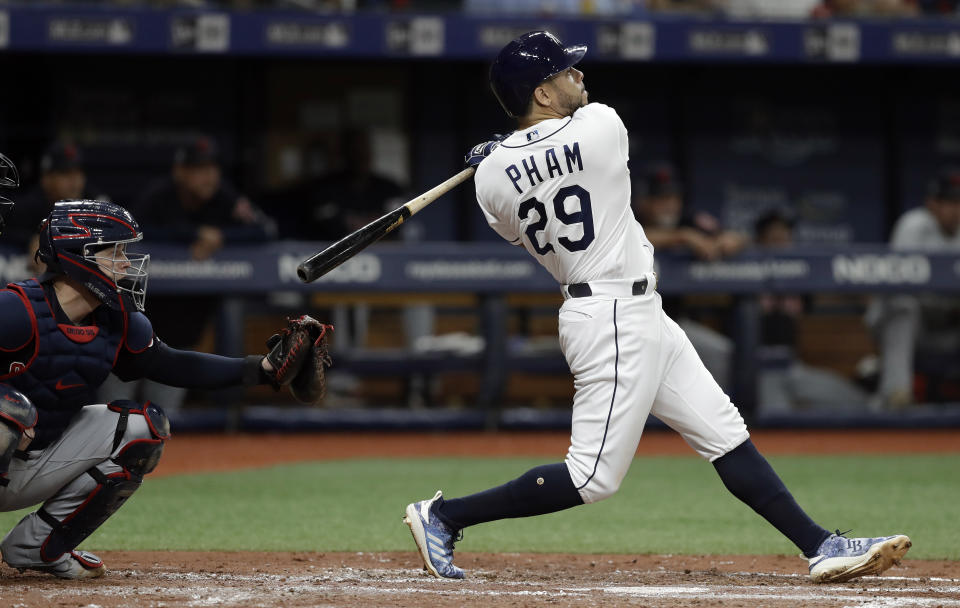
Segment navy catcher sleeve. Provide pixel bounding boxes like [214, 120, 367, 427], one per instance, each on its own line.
[114, 339, 266, 389]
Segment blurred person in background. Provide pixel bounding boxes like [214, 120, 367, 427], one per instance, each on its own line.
[810, 0, 917, 17]
[914, 0, 960, 15]
[462, 0, 649, 15]
[295, 128, 406, 242]
[289, 128, 408, 346]
[865, 168, 960, 410]
[5, 141, 110, 269]
[630, 161, 747, 391]
[98, 135, 277, 413]
[753, 209, 868, 415]
[286, 128, 439, 405]
[646, 0, 724, 13]
[133, 135, 276, 258]
[721, 0, 820, 18]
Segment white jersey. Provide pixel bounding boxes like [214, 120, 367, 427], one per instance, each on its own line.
[890, 207, 960, 250]
[475, 102, 654, 285]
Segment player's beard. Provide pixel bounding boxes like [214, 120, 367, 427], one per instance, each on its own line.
[557, 87, 587, 117]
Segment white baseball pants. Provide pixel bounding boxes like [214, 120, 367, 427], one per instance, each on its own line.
[559, 280, 750, 504]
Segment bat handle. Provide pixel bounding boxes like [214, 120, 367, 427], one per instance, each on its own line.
[405, 167, 475, 215]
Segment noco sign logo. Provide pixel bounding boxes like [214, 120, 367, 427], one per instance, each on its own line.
[832, 254, 930, 285]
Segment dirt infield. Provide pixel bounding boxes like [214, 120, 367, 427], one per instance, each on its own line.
[1, 551, 957, 607]
[2, 429, 957, 606]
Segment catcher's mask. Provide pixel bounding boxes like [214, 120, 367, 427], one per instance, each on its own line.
[37, 200, 150, 312]
[0, 153, 19, 236]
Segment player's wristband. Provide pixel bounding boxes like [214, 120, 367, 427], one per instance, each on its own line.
[242, 355, 271, 387]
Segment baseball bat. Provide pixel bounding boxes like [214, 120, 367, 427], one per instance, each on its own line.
[297, 167, 476, 283]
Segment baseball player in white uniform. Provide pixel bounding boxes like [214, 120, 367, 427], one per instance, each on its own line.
[404, 31, 910, 584]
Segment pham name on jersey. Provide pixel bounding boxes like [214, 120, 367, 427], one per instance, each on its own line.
[504, 142, 583, 194]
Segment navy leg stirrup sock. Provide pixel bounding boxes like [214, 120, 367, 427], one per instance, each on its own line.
[436, 463, 584, 530]
[713, 439, 830, 557]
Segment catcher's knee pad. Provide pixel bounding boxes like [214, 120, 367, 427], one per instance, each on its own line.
[107, 399, 170, 474]
[0, 385, 37, 486]
[37, 401, 169, 562]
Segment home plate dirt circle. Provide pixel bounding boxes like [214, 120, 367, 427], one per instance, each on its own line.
[1, 551, 958, 607]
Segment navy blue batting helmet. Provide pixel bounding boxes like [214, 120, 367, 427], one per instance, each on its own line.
[489, 31, 587, 118]
[37, 200, 150, 312]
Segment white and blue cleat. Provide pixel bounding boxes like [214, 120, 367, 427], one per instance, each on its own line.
[403, 490, 465, 579]
[808, 532, 911, 583]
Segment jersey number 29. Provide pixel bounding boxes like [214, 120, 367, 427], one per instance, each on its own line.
[517, 185, 595, 255]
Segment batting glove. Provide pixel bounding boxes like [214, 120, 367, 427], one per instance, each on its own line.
[464, 133, 510, 169]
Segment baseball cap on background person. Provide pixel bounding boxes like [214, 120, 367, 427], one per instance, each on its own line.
[174, 136, 219, 167]
[928, 167, 960, 201]
[40, 140, 84, 174]
[631, 162, 684, 228]
[171, 136, 223, 211]
[38, 140, 98, 207]
[633, 162, 682, 199]
[3, 141, 110, 255]
[753, 207, 797, 248]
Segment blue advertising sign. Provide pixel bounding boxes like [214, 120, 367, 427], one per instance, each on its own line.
[2, 6, 960, 65]
[1, 243, 956, 295]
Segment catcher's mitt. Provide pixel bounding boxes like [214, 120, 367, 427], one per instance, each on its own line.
[289, 323, 333, 405]
[264, 315, 332, 390]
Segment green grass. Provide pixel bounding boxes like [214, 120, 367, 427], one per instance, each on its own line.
[1, 454, 957, 559]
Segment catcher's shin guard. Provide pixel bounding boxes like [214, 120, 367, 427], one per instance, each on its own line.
[0, 385, 38, 487]
[38, 468, 141, 562]
[38, 401, 168, 562]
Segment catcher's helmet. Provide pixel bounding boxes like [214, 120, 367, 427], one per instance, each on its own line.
[489, 31, 587, 118]
[37, 200, 150, 312]
[0, 153, 19, 236]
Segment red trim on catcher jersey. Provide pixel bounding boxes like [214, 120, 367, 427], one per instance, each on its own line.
[55, 256, 132, 368]
[0, 289, 36, 352]
[0, 285, 39, 380]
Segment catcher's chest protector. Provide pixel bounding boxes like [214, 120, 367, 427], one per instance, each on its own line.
[0, 280, 124, 435]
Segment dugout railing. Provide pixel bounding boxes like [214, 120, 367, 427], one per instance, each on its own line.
[3, 242, 959, 430]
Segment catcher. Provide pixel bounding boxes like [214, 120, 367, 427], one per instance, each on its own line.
[0, 199, 330, 579]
